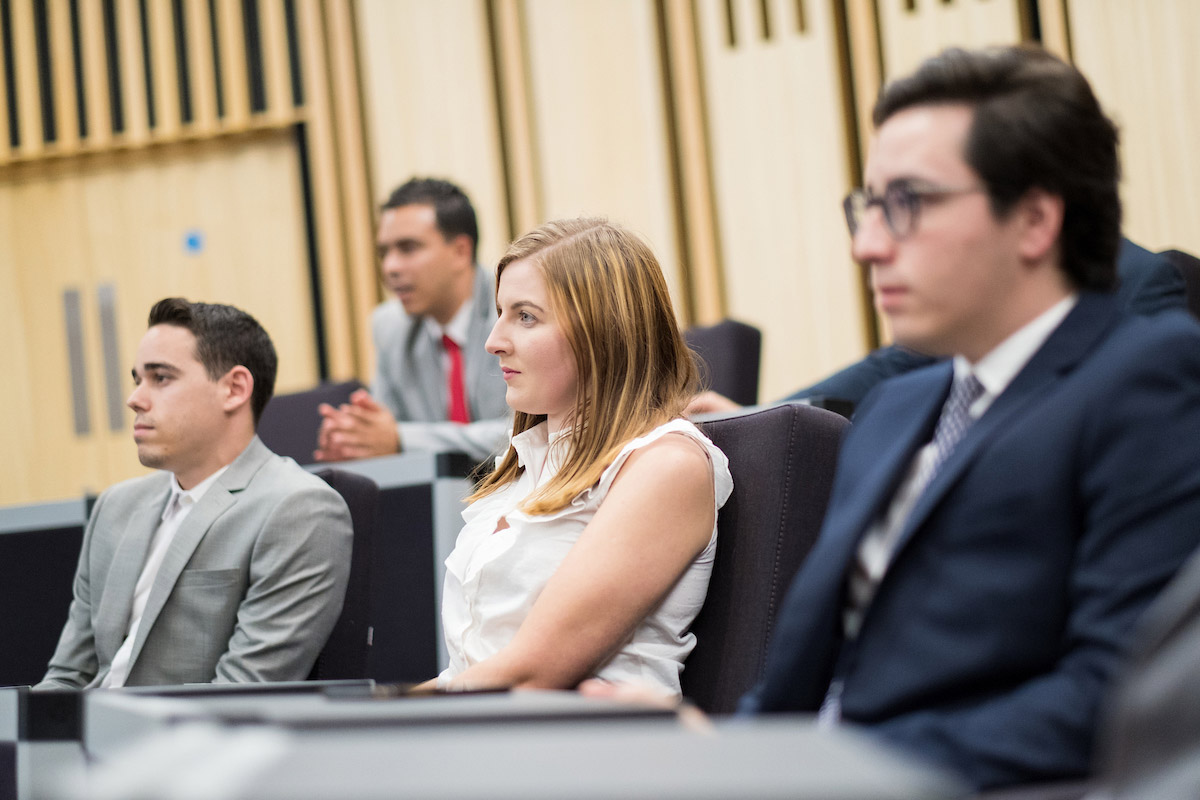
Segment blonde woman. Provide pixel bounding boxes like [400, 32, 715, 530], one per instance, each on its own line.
[435, 218, 732, 698]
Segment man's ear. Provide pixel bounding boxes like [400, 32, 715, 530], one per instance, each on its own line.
[221, 366, 255, 415]
[450, 233, 473, 265]
[1016, 188, 1065, 264]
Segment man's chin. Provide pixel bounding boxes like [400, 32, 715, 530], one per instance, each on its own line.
[136, 447, 168, 471]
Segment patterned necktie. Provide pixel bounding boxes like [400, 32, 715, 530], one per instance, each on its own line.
[442, 334, 470, 424]
[913, 371, 985, 492]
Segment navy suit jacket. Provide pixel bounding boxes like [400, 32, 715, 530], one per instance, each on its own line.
[791, 239, 1188, 408]
[741, 293, 1200, 789]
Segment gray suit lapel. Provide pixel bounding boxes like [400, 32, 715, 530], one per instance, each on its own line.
[405, 320, 444, 420]
[126, 438, 272, 670]
[93, 492, 170, 658]
[465, 265, 498, 416]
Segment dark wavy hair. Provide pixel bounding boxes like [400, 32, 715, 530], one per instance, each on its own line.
[383, 177, 479, 262]
[874, 45, 1120, 291]
[148, 298, 277, 425]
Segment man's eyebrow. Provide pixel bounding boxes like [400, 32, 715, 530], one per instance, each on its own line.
[133, 362, 180, 378]
[377, 236, 419, 248]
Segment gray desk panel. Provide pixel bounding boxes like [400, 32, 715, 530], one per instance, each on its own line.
[77, 716, 967, 800]
[0, 499, 86, 535]
[83, 689, 670, 760]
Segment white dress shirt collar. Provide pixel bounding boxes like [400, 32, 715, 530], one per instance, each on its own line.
[422, 294, 475, 347]
[953, 292, 1078, 419]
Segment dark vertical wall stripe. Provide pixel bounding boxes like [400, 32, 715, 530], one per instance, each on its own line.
[102, 0, 124, 134]
[69, 0, 87, 138]
[0, 0, 18, 148]
[208, 0, 224, 118]
[172, 0, 192, 123]
[284, 0, 302, 106]
[241, 0, 265, 112]
[294, 124, 330, 381]
[138, 0, 155, 128]
[33, 0, 55, 142]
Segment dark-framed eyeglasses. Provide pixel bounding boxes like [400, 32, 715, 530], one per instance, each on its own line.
[842, 180, 987, 240]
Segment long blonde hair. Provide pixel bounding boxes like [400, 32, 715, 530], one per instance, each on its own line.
[470, 218, 698, 515]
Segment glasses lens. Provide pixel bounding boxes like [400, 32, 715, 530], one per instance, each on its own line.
[884, 182, 919, 239]
[843, 192, 864, 236]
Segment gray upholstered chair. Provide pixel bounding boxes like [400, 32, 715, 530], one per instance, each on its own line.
[684, 402, 849, 714]
[257, 380, 365, 465]
[685, 319, 763, 406]
[309, 468, 379, 680]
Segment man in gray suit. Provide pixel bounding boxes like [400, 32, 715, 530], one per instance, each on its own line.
[314, 178, 510, 464]
[36, 298, 352, 689]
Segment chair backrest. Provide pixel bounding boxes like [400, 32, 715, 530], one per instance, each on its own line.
[685, 319, 762, 406]
[685, 402, 849, 714]
[257, 380, 365, 465]
[309, 468, 379, 680]
[1161, 249, 1200, 321]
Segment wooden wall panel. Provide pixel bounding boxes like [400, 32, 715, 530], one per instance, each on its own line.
[0, 191, 33, 501]
[1067, 0, 1200, 256]
[521, 0, 685, 307]
[697, 0, 868, 401]
[0, 172, 108, 503]
[355, 0, 511, 269]
[877, 0, 1025, 80]
[0, 133, 317, 504]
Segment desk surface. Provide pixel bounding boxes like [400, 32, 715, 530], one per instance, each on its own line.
[77, 707, 967, 800]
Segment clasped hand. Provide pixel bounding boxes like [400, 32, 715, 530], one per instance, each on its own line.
[313, 389, 401, 462]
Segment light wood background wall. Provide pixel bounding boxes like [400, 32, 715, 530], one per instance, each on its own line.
[4, 0, 1199, 504]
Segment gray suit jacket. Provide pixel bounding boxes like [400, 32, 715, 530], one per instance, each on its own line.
[36, 437, 352, 688]
[371, 265, 511, 461]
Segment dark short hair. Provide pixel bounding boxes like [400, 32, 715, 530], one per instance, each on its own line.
[148, 298, 278, 425]
[874, 45, 1120, 292]
[382, 177, 479, 262]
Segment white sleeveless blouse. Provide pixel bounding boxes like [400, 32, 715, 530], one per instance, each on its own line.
[438, 418, 733, 697]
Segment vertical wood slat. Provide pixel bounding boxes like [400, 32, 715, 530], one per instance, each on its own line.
[258, 0, 291, 122]
[216, 0, 249, 127]
[0, 0, 10, 162]
[295, 0, 356, 379]
[146, 0, 181, 136]
[834, 0, 880, 349]
[489, 0, 541, 237]
[48, 0, 81, 151]
[79, 0, 113, 147]
[116, 0, 149, 142]
[662, 0, 723, 324]
[1036, 0, 1072, 61]
[325, 0, 374, 366]
[844, 0, 882, 164]
[183, 0, 217, 132]
[12, 0, 44, 155]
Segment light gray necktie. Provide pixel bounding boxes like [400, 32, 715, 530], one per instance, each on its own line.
[913, 372, 986, 493]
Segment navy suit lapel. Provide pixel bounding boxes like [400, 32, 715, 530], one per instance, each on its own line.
[890, 293, 1122, 561]
[832, 365, 952, 563]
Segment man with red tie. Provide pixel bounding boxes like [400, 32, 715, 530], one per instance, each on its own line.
[315, 178, 510, 463]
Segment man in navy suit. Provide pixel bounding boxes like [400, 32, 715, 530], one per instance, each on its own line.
[739, 46, 1200, 790]
[686, 237, 1186, 415]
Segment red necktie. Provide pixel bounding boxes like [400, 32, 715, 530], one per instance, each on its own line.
[442, 334, 470, 424]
